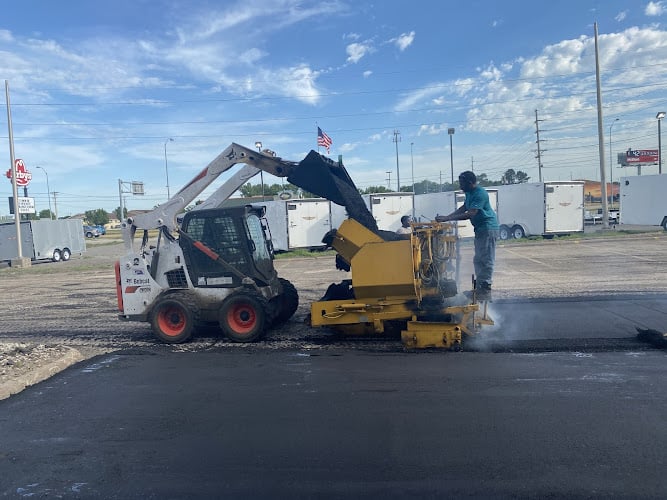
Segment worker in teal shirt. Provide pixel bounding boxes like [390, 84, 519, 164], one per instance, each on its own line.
[435, 171, 499, 299]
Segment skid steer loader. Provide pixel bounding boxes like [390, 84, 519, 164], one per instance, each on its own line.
[116, 144, 335, 344]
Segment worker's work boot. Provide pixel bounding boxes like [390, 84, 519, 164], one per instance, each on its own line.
[476, 283, 492, 301]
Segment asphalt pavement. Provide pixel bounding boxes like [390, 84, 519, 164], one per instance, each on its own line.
[1, 235, 667, 498]
[1, 347, 665, 499]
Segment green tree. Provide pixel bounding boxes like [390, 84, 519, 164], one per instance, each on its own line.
[501, 169, 517, 184]
[412, 180, 441, 194]
[516, 171, 531, 183]
[363, 186, 391, 194]
[38, 209, 54, 219]
[114, 206, 127, 220]
[85, 209, 109, 226]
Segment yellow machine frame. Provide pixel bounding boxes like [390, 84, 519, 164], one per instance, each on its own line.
[309, 219, 494, 349]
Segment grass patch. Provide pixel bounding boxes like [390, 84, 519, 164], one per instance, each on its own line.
[274, 248, 336, 259]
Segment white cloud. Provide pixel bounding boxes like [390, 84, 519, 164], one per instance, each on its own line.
[491, 19, 503, 28]
[343, 32, 360, 41]
[394, 85, 445, 112]
[615, 10, 628, 21]
[418, 124, 449, 136]
[394, 31, 415, 51]
[363, 70, 373, 78]
[646, 1, 665, 16]
[346, 42, 373, 63]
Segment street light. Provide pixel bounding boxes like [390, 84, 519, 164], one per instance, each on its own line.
[448, 128, 455, 184]
[255, 141, 265, 199]
[608, 118, 619, 207]
[35, 165, 52, 219]
[164, 138, 174, 199]
[386, 171, 392, 190]
[657, 112, 665, 174]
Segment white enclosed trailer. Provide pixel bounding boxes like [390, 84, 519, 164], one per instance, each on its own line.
[0, 219, 86, 263]
[619, 174, 667, 229]
[366, 192, 414, 232]
[330, 201, 350, 230]
[414, 192, 456, 222]
[495, 182, 584, 239]
[263, 198, 332, 251]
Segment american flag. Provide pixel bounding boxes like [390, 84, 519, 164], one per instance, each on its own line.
[317, 127, 332, 154]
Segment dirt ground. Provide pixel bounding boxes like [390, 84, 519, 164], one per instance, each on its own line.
[1, 230, 666, 399]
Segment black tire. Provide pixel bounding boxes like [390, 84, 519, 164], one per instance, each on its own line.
[219, 291, 268, 343]
[85, 231, 93, 238]
[270, 278, 299, 325]
[511, 225, 525, 239]
[498, 225, 511, 240]
[52, 249, 62, 262]
[61, 248, 71, 261]
[662, 218, 667, 231]
[150, 293, 199, 344]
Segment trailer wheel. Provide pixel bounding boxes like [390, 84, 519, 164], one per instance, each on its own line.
[219, 291, 268, 343]
[61, 248, 71, 261]
[498, 225, 511, 240]
[52, 249, 62, 262]
[270, 278, 299, 325]
[511, 225, 525, 239]
[150, 293, 198, 344]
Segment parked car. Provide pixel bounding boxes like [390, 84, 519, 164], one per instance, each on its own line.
[83, 225, 100, 238]
[95, 225, 106, 235]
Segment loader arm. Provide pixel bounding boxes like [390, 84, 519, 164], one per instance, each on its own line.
[122, 144, 298, 250]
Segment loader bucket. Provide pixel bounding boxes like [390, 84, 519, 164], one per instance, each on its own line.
[288, 151, 379, 233]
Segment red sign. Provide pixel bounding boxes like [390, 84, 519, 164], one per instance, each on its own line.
[5, 159, 32, 187]
[625, 149, 658, 164]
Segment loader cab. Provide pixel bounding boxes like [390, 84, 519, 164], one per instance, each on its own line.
[179, 206, 277, 287]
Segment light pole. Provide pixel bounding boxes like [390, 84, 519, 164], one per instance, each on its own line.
[35, 165, 52, 219]
[386, 171, 392, 190]
[164, 138, 174, 199]
[410, 142, 415, 218]
[255, 141, 265, 199]
[657, 112, 665, 174]
[608, 118, 619, 207]
[448, 127, 455, 184]
[392, 130, 401, 191]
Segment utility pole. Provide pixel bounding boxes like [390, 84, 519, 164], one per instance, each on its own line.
[386, 171, 392, 190]
[471, 156, 474, 172]
[535, 110, 545, 182]
[439, 171, 443, 192]
[392, 130, 401, 191]
[448, 128, 455, 184]
[6, 80, 25, 264]
[52, 192, 59, 219]
[594, 22, 609, 229]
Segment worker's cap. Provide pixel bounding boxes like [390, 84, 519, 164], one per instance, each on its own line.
[458, 171, 476, 184]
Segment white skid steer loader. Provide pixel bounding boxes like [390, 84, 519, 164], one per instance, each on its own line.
[115, 143, 335, 344]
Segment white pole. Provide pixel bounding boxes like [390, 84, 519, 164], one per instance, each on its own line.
[6, 80, 23, 257]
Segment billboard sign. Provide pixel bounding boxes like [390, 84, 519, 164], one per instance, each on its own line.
[5, 159, 32, 186]
[8, 196, 36, 214]
[625, 149, 658, 164]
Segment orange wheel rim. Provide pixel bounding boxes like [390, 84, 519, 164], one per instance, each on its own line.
[158, 306, 186, 336]
[227, 303, 257, 335]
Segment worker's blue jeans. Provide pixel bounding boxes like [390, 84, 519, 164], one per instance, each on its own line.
[474, 229, 498, 288]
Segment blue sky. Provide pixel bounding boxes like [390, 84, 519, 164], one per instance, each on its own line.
[1, 0, 667, 216]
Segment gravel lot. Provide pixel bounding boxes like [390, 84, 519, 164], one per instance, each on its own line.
[1, 228, 666, 398]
